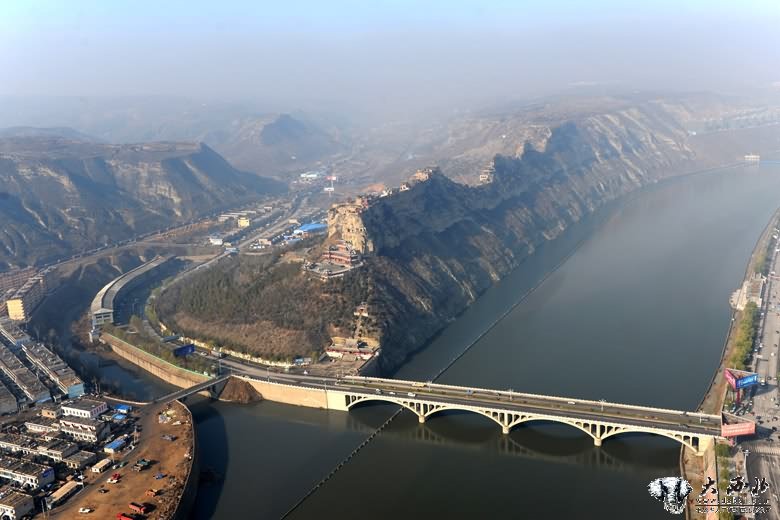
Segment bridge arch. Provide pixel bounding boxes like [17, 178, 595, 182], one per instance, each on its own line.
[422, 405, 513, 431]
[505, 416, 599, 442]
[343, 393, 712, 455]
[345, 395, 425, 419]
[599, 427, 701, 452]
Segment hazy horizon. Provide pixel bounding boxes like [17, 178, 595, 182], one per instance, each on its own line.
[3, 0, 780, 119]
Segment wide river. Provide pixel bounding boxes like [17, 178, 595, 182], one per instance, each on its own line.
[185, 163, 780, 519]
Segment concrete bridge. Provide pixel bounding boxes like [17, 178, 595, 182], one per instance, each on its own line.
[154, 374, 230, 404]
[329, 376, 722, 455]
[173, 372, 724, 455]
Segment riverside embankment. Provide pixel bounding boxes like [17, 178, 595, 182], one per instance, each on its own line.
[681, 204, 780, 519]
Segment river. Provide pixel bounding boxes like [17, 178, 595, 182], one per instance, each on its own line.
[184, 163, 780, 519]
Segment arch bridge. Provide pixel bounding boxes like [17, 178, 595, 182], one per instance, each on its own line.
[333, 376, 723, 455]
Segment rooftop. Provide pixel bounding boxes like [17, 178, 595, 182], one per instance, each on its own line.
[63, 450, 95, 463]
[59, 416, 104, 428]
[0, 486, 32, 508]
[62, 399, 106, 412]
[90, 256, 172, 316]
[0, 456, 51, 477]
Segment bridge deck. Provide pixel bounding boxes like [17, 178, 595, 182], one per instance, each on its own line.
[337, 376, 722, 437]
[154, 374, 230, 404]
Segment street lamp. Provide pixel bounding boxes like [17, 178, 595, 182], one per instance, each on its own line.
[599, 399, 606, 412]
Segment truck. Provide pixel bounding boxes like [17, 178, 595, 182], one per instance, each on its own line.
[133, 458, 151, 472]
[128, 502, 149, 514]
[116, 514, 134, 520]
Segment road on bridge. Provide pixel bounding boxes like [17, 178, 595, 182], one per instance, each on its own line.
[331, 378, 722, 437]
[225, 368, 721, 438]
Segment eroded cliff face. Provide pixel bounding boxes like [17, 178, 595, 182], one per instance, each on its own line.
[346, 101, 742, 373]
[0, 137, 284, 268]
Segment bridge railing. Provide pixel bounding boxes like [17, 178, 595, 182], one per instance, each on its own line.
[343, 375, 720, 420]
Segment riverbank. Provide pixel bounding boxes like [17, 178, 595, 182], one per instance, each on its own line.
[682, 204, 780, 519]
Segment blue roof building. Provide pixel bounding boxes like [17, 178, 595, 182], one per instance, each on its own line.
[294, 222, 327, 235]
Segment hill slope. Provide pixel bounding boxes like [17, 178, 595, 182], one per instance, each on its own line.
[0, 136, 284, 268]
[155, 95, 780, 372]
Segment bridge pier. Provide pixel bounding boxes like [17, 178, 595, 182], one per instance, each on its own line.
[418, 414, 426, 424]
[502, 425, 510, 435]
[593, 437, 602, 447]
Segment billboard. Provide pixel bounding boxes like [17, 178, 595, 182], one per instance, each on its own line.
[725, 369, 759, 390]
[722, 421, 756, 437]
[736, 373, 759, 389]
[173, 344, 195, 357]
[724, 369, 737, 390]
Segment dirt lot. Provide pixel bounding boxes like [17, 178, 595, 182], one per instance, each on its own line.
[52, 401, 194, 520]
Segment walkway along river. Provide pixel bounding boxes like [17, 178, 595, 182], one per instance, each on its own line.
[182, 163, 780, 519]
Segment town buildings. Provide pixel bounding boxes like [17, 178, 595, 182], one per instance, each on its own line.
[0, 487, 34, 519]
[59, 416, 111, 443]
[5, 274, 46, 323]
[23, 343, 84, 398]
[0, 456, 54, 489]
[61, 399, 108, 420]
[0, 348, 49, 404]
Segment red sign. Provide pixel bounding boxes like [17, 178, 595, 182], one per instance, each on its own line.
[721, 421, 756, 437]
[724, 369, 737, 390]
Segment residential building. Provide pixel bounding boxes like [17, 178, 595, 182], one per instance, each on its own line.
[59, 417, 111, 443]
[39, 404, 60, 419]
[0, 434, 36, 455]
[23, 343, 84, 398]
[0, 383, 16, 416]
[0, 487, 34, 520]
[0, 347, 49, 403]
[0, 457, 54, 489]
[24, 417, 59, 435]
[0, 318, 30, 348]
[36, 439, 78, 462]
[61, 399, 108, 419]
[0, 268, 36, 296]
[237, 216, 251, 228]
[5, 274, 46, 322]
[63, 450, 96, 470]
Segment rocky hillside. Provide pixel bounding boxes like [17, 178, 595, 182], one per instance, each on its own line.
[154, 95, 780, 372]
[0, 135, 284, 268]
[362, 93, 780, 187]
[349, 97, 780, 373]
[203, 114, 343, 177]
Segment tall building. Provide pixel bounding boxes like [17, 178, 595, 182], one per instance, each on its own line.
[5, 274, 46, 322]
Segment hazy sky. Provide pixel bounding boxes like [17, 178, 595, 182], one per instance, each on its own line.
[2, 0, 780, 113]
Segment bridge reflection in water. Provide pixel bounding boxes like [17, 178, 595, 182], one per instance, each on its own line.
[340, 404, 677, 475]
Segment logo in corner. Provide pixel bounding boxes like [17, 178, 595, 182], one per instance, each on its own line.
[648, 477, 692, 515]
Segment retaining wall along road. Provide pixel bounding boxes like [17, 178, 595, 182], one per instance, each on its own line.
[100, 332, 208, 389]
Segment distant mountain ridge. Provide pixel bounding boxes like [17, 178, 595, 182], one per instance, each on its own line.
[0, 134, 284, 269]
[0, 97, 345, 178]
[0, 126, 102, 142]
